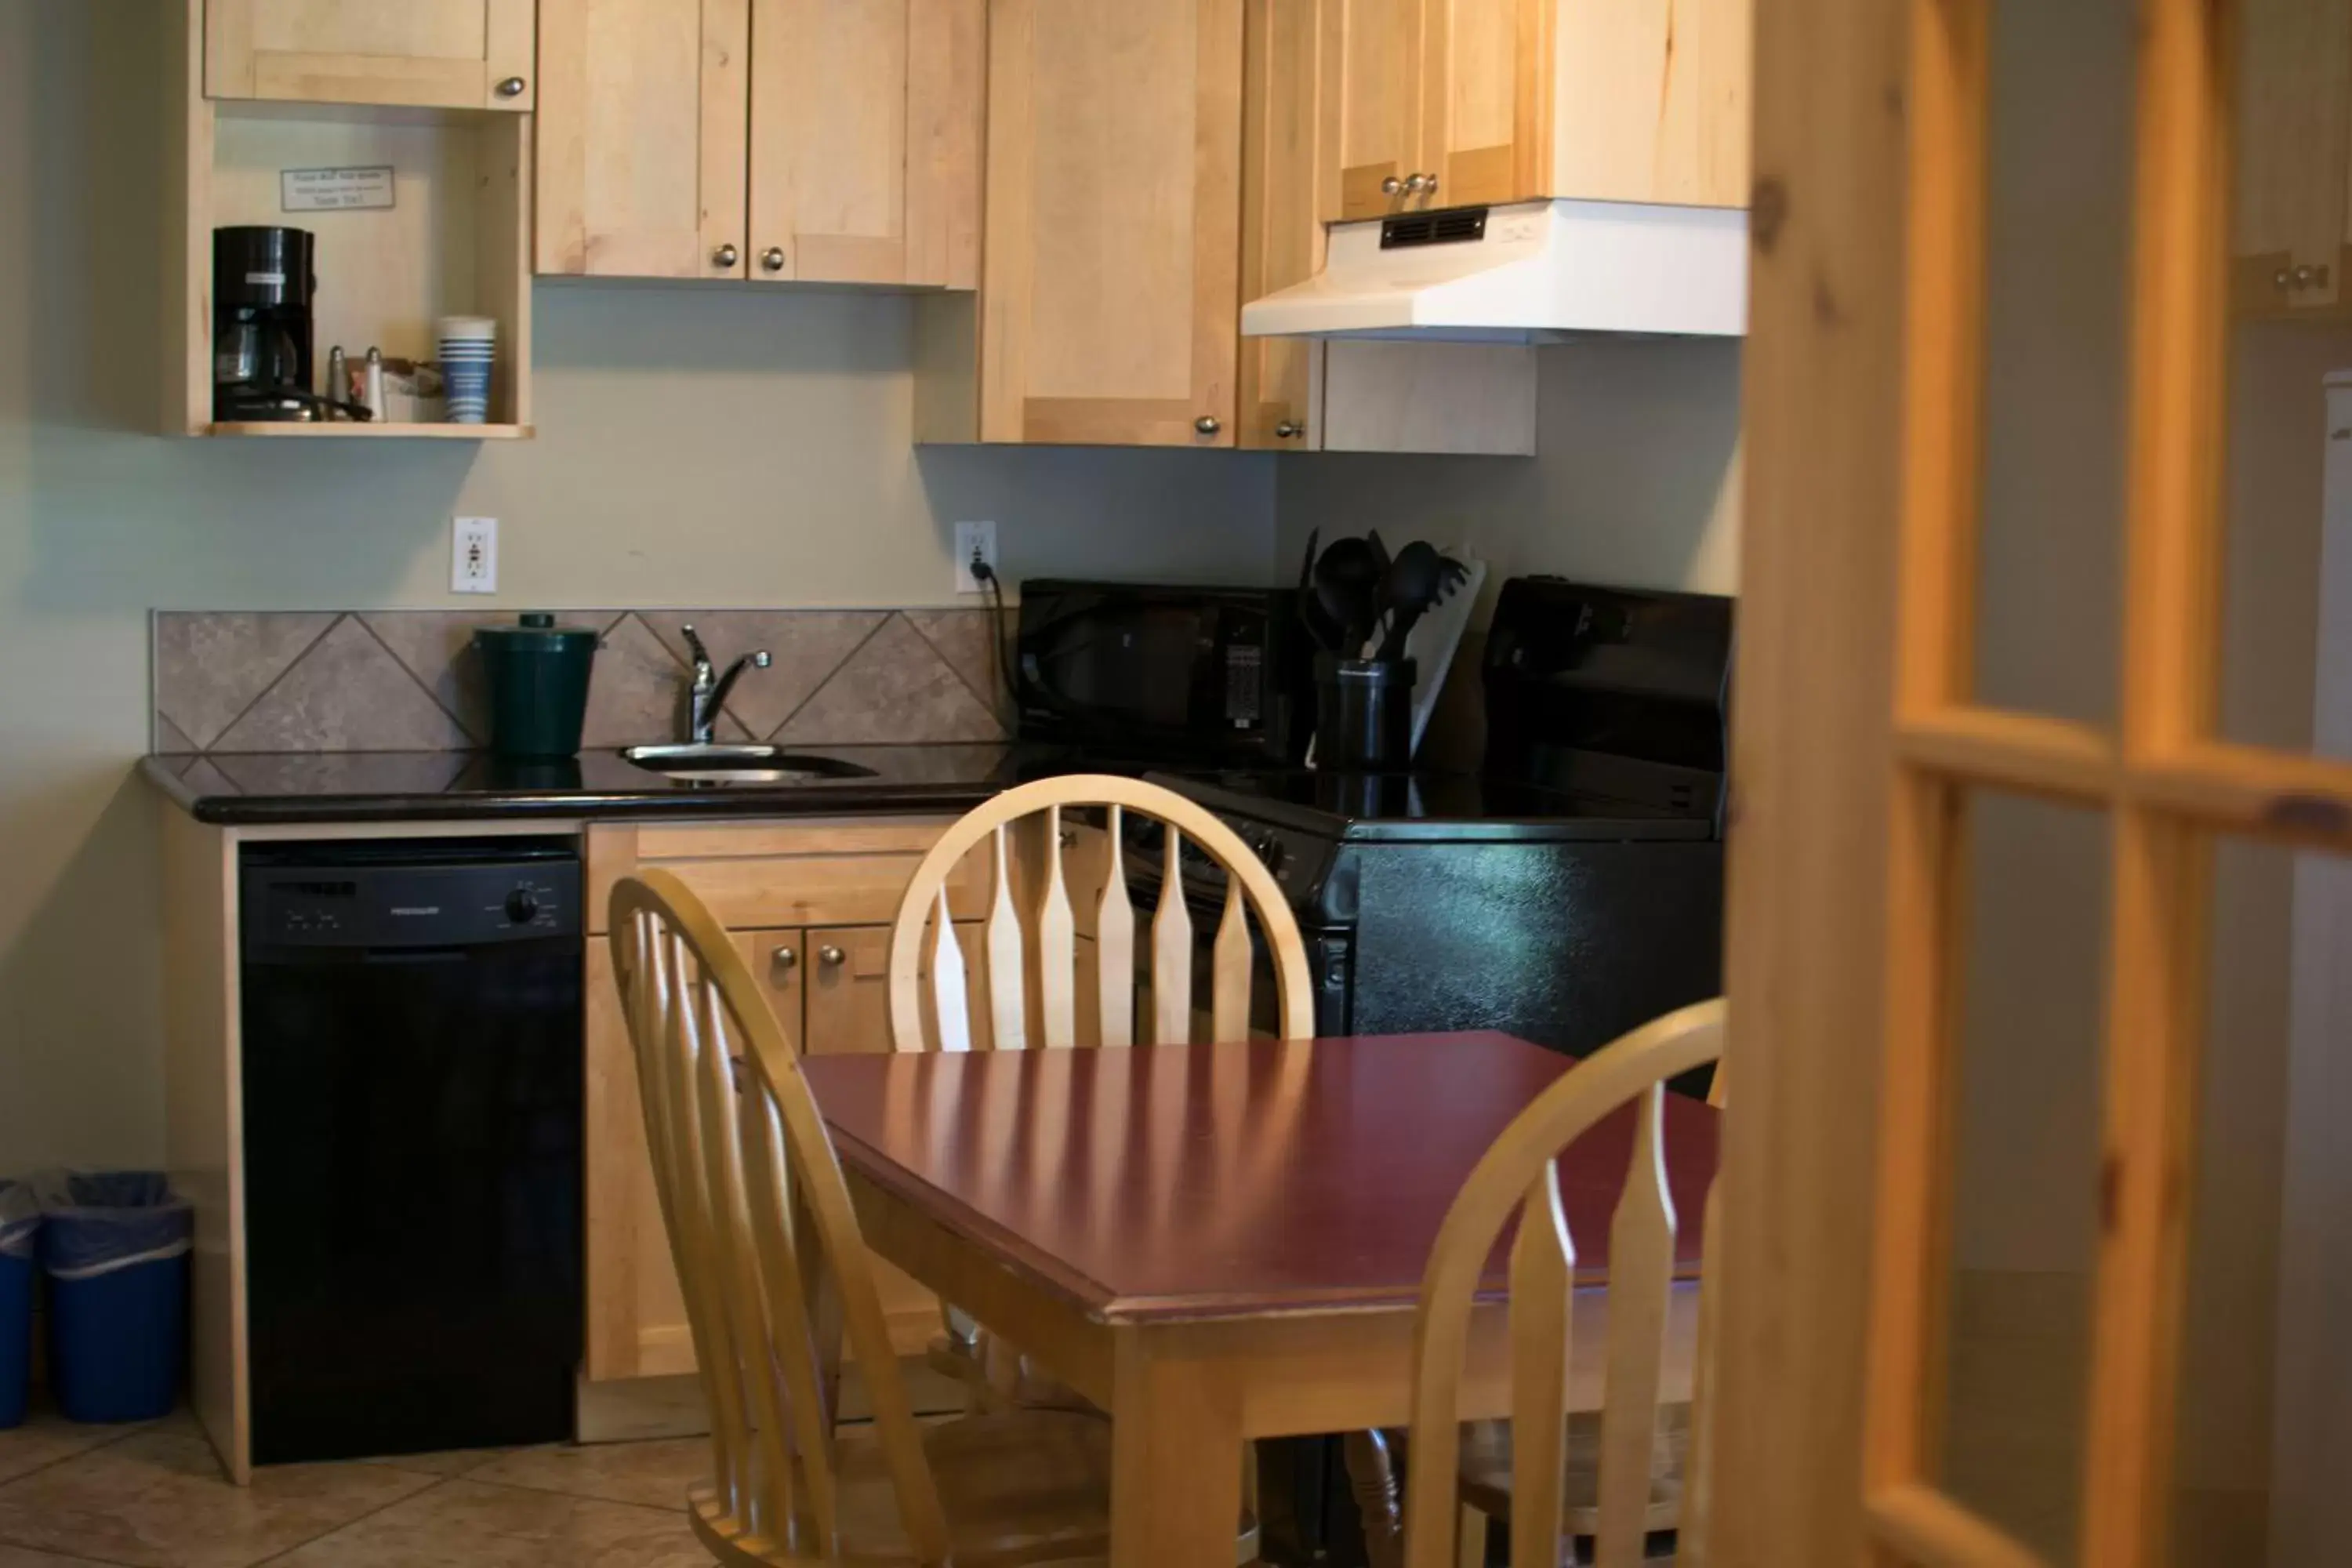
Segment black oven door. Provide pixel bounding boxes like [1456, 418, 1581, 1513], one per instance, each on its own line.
[1119, 818, 1349, 1039]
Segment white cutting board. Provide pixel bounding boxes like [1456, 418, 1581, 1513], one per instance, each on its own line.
[1402, 554, 1486, 757]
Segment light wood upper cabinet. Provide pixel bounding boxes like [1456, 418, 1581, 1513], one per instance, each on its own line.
[1243, 0, 1538, 454]
[977, 0, 1247, 445]
[536, 0, 982, 287]
[1422, 0, 1537, 208]
[1543, 0, 1749, 206]
[536, 0, 750, 279]
[1242, 0, 1323, 446]
[1323, 0, 1750, 220]
[2230, 0, 2352, 314]
[205, 0, 537, 111]
[747, 0, 983, 288]
[1328, 0, 1427, 219]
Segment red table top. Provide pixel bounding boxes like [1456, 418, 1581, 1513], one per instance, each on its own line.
[800, 1033, 1722, 1323]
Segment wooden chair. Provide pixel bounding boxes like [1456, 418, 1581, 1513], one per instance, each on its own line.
[882, 775, 1315, 1559]
[884, 773, 1314, 1054]
[608, 868, 1113, 1567]
[1404, 999, 1730, 1568]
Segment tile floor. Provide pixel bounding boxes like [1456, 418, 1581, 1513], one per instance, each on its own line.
[0, 1400, 716, 1567]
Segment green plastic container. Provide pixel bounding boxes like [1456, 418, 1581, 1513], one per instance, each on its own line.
[474, 614, 601, 759]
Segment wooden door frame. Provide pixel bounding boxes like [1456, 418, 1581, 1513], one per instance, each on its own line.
[1722, 2, 2352, 1565]
[1709, 0, 1908, 1559]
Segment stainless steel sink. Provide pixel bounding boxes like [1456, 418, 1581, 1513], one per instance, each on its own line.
[619, 744, 878, 785]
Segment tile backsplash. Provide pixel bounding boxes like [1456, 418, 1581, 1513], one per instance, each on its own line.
[152, 608, 1011, 754]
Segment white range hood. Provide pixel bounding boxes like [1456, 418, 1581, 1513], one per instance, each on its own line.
[1240, 198, 1748, 343]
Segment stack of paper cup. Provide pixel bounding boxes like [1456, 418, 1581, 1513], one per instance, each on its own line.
[438, 317, 497, 424]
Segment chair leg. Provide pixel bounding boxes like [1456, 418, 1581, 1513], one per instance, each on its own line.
[1457, 1503, 1490, 1568]
[1343, 1428, 1404, 1568]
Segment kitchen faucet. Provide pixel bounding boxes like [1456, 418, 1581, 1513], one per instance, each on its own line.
[678, 624, 771, 745]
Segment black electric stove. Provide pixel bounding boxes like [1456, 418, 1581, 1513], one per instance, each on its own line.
[1136, 576, 1733, 1055]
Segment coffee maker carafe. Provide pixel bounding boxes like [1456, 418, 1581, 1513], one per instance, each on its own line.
[213, 226, 321, 422]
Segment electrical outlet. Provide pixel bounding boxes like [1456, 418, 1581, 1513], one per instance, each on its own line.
[452, 516, 498, 594]
[953, 521, 997, 595]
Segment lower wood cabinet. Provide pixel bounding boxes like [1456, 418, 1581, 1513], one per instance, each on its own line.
[583, 817, 989, 1385]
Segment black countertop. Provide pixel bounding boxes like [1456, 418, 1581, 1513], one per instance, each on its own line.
[140, 744, 1102, 826]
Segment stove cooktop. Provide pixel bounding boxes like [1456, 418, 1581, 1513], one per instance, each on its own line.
[1150, 768, 1718, 844]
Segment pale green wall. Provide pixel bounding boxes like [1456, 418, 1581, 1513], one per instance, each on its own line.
[0, 1, 1279, 1170]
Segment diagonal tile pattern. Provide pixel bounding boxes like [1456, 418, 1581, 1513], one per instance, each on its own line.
[0, 1408, 147, 1487]
[0, 1429, 434, 1568]
[645, 611, 886, 740]
[153, 613, 337, 750]
[904, 608, 1011, 723]
[153, 607, 1014, 754]
[461, 1437, 707, 1512]
[776, 614, 1005, 746]
[579, 614, 731, 749]
[210, 619, 470, 753]
[266, 1479, 706, 1568]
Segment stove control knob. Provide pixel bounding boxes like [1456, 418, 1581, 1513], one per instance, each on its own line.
[504, 888, 539, 924]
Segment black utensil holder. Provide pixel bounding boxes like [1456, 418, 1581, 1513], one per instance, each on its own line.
[1315, 655, 1416, 769]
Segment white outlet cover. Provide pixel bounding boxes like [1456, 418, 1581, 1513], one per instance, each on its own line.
[452, 516, 498, 594]
[953, 520, 996, 595]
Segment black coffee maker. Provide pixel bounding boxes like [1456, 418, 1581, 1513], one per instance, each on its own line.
[213, 226, 323, 422]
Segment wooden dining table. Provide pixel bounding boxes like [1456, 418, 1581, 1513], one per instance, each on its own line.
[800, 1031, 1722, 1568]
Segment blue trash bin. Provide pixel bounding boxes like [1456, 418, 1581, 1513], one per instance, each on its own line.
[0, 1181, 35, 1429]
[35, 1173, 191, 1424]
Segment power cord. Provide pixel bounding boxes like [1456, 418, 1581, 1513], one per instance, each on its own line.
[967, 554, 1022, 713]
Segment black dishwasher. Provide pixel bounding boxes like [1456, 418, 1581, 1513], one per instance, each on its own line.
[240, 837, 583, 1465]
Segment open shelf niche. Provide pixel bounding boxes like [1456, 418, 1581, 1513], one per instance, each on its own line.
[165, 8, 533, 440]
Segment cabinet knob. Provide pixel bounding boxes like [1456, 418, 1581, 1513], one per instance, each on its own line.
[713, 243, 739, 269]
[818, 945, 846, 967]
[1403, 172, 1436, 196]
[760, 247, 786, 273]
[1194, 415, 1221, 436]
[1381, 175, 1403, 196]
[2296, 263, 2319, 287]
[2277, 268, 2295, 291]
[495, 75, 528, 98]
[771, 946, 797, 972]
[1275, 419, 1303, 439]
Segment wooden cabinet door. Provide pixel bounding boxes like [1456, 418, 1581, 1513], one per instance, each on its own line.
[1544, 0, 1749, 206]
[804, 922, 991, 1052]
[747, 0, 983, 288]
[981, 0, 1245, 446]
[1241, 0, 1323, 448]
[205, 0, 537, 110]
[2230, 0, 2352, 313]
[731, 928, 807, 1042]
[583, 938, 698, 1382]
[537, 0, 752, 278]
[1325, 0, 1425, 220]
[1420, 0, 1540, 209]
[802, 924, 981, 1355]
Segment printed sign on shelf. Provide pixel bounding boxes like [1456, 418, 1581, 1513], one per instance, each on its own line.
[281, 166, 396, 213]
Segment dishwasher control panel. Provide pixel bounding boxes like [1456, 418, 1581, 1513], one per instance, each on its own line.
[241, 841, 582, 949]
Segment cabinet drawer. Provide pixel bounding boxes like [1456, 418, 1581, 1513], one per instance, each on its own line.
[586, 818, 987, 933]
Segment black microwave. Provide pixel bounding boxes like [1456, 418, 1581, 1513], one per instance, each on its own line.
[1014, 581, 1314, 764]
